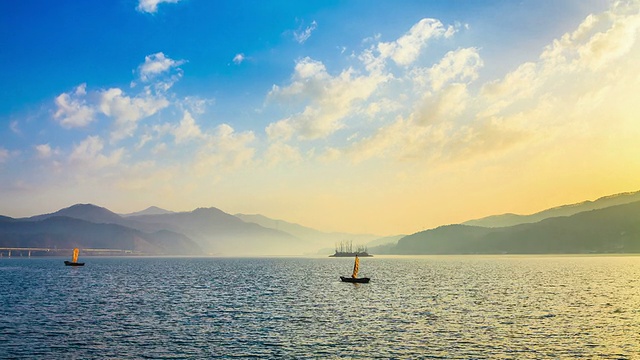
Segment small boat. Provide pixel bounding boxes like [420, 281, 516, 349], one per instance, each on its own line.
[64, 248, 85, 266]
[340, 255, 369, 283]
[340, 276, 370, 283]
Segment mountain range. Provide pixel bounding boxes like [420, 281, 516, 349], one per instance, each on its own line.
[1, 190, 639, 256]
[462, 191, 640, 228]
[375, 196, 640, 255]
[234, 213, 387, 254]
[0, 204, 385, 256]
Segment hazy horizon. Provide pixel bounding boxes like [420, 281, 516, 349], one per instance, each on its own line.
[1, 0, 639, 236]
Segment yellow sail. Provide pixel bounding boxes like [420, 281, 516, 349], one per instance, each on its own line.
[72, 248, 79, 263]
[351, 255, 359, 278]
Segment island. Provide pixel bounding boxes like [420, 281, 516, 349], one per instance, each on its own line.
[329, 240, 373, 257]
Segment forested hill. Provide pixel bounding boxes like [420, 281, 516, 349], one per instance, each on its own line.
[383, 201, 640, 255]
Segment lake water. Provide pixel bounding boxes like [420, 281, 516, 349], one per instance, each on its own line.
[1, 255, 638, 359]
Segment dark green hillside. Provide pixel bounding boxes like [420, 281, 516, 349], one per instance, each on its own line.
[393, 225, 493, 254]
[390, 201, 640, 254]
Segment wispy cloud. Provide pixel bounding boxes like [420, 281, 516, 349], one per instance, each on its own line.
[2, 2, 637, 233]
[172, 111, 204, 144]
[293, 20, 318, 44]
[376, 18, 456, 66]
[100, 87, 170, 142]
[233, 53, 245, 65]
[194, 124, 256, 175]
[267, 56, 389, 140]
[35, 144, 53, 159]
[9, 121, 20, 135]
[262, 3, 640, 176]
[136, 0, 181, 14]
[69, 135, 124, 169]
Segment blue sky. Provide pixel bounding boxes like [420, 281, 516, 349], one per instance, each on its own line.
[1, 0, 638, 235]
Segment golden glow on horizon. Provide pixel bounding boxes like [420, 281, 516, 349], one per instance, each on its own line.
[1, 2, 639, 237]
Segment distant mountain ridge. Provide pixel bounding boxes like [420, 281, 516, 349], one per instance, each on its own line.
[2, 190, 639, 256]
[129, 208, 305, 256]
[380, 200, 640, 255]
[463, 190, 640, 228]
[0, 215, 201, 255]
[0, 204, 309, 256]
[121, 206, 174, 217]
[235, 213, 392, 253]
[28, 203, 124, 225]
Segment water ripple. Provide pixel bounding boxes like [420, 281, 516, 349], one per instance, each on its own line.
[0, 256, 639, 358]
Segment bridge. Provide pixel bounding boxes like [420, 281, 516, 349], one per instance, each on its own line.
[0, 247, 137, 257]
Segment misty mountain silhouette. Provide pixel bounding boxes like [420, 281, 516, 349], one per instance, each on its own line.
[0, 204, 306, 256]
[128, 207, 306, 256]
[0, 215, 200, 254]
[121, 206, 174, 217]
[2, 190, 639, 256]
[28, 203, 125, 225]
[235, 213, 384, 253]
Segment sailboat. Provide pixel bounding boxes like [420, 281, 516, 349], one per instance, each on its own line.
[64, 248, 85, 266]
[340, 255, 370, 283]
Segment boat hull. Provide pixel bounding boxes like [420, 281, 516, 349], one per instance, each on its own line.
[64, 261, 85, 266]
[330, 252, 372, 257]
[340, 276, 370, 283]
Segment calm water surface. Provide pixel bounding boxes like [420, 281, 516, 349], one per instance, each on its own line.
[1, 256, 638, 359]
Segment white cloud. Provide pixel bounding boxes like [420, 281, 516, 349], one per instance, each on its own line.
[136, 134, 153, 150]
[377, 18, 455, 66]
[54, 84, 96, 128]
[411, 83, 469, 126]
[294, 20, 318, 44]
[426, 47, 483, 91]
[346, 2, 640, 168]
[233, 53, 245, 64]
[194, 124, 256, 174]
[138, 52, 184, 82]
[294, 57, 327, 79]
[265, 118, 295, 141]
[173, 111, 204, 144]
[136, 0, 181, 14]
[69, 136, 103, 162]
[69, 135, 124, 168]
[182, 96, 213, 115]
[99, 87, 169, 141]
[267, 57, 390, 140]
[540, 3, 640, 72]
[363, 98, 402, 118]
[35, 144, 53, 159]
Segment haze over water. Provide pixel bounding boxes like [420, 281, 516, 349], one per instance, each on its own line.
[1, 256, 638, 358]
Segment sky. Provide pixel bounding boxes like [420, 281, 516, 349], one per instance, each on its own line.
[1, 0, 639, 236]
